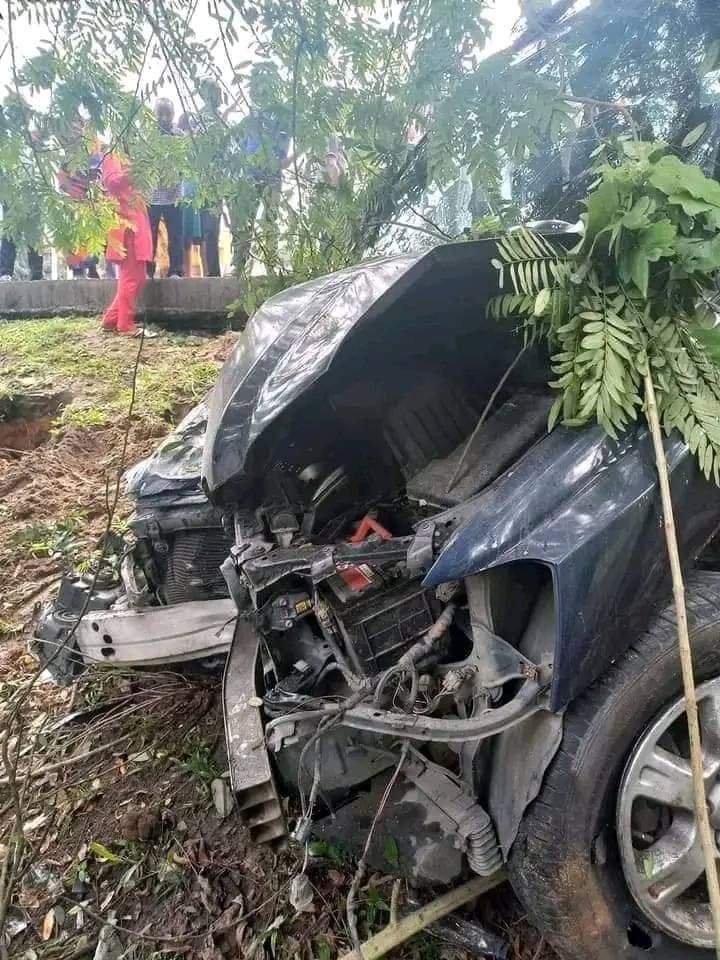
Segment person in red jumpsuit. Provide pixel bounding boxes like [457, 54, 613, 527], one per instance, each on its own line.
[101, 154, 152, 335]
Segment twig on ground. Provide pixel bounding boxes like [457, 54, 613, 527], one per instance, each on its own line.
[346, 742, 410, 953]
[389, 879, 402, 927]
[531, 936, 546, 960]
[0, 733, 132, 786]
[340, 872, 507, 960]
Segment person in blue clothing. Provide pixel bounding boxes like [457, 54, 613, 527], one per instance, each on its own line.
[231, 99, 291, 274]
[177, 112, 204, 276]
[148, 99, 184, 277]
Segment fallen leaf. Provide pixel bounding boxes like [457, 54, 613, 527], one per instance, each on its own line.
[23, 813, 50, 835]
[41, 909, 55, 941]
[4, 917, 27, 941]
[89, 842, 123, 865]
[93, 924, 123, 960]
[289, 874, 314, 913]
[195, 875, 221, 915]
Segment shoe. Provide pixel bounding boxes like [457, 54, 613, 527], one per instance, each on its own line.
[0, 274, 12, 282]
[117, 324, 139, 336]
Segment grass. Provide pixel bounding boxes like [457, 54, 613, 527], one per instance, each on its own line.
[11, 515, 86, 561]
[0, 317, 221, 431]
[175, 738, 221, 796]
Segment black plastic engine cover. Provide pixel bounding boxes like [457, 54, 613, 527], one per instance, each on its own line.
[326, 578, 438, 674]
[406, 390, 553, 507]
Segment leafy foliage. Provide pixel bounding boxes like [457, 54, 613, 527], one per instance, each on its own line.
[1, 0, 576, 297]
[489, 141, 720, 482]
[513, 0, 720, 220]
[2, 0, 719, 310]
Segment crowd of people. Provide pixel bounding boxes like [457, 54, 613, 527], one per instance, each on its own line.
[1, 99, 228, 271]
[0, 78, 351, 335]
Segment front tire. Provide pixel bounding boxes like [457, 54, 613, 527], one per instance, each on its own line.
[509, 572, 720, 959]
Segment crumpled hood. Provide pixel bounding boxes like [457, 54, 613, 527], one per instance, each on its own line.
[201, 251, 431, 497]
[125, 401, 208, 502]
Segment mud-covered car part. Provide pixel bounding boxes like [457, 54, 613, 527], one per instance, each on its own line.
[401, 752, 502, 876]
[310, 749, 503, 886]
[223, 618, 286, 844]
[35, 581, 235, 675]
[35, 573, 120, 682]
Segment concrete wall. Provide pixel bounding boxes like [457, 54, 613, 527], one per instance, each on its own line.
[0, 277, 247, 329]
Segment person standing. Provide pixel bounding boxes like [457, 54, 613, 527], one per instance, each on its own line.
[0, 216, 43, 281]
[148, 99, 183, 277]
[177, 112, 204, 277]
[101, 153, 152, 335]
[57, 132, 102, 280]
[195, 79, 227, 277]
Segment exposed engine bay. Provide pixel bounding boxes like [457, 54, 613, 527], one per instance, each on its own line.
[38, 369, 555, 882]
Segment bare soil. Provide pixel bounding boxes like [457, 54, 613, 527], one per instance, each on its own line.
[0, 317, 556, 960]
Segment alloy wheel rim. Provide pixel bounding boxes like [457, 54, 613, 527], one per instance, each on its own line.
[617, 676, 720, 948]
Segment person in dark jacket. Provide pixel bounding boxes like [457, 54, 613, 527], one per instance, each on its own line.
[0, 209, 43, 281]
[148, 99, 183, 277]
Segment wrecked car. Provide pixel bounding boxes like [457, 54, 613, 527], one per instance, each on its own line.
[36, 234, 720, 959]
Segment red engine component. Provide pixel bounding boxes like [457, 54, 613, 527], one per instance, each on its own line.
[338, 513, 393, 593]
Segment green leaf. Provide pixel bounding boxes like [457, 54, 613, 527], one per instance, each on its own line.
[650, 156, 720, 207]
[384, 836, 400, 867]
[638, 220, 677, 261]
[631, 250, 650, 297]
[547, 394, 563, 431]
[89, 841, 123, 864]
[668, 193, 713, 217]
[581, 179, 621, 249]
[534, 288, 551, 316]
[622, 196, 655, 230]
[580, 334, 605, 350]
[681, 123, 708, 149]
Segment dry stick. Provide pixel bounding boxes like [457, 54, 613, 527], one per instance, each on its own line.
[339, 871, 506, 960]
[0, 733, 132, 786]
[346, 743, 410, 953]
[446, 345, 528, 493]
[389, 879, 402, 927]
[644, 371, 720, 958]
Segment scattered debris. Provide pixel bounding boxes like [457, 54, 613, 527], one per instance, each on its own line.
[211, 778, 233, 819]
[339, 872, 506, 960]
[93, 924, 123, 960]
[289, 873, 314, 914]
[118, 808, 161, 842]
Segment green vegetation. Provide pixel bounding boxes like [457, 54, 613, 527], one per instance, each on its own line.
[0, 317, 221, 431]
[10, 515, 86, 561]
[490, 140, 720, 481]
[2, 1, 717, 309]
[175, 739, 221, 796]
[307, 840, 348, 866]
